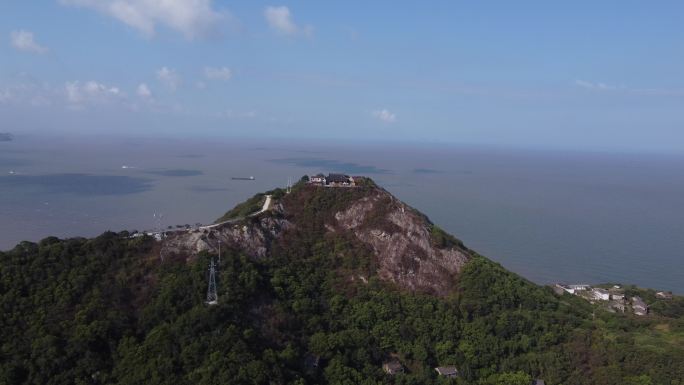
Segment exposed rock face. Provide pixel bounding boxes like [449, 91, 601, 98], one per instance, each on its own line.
[333, 189, 470, 296]
[162, 209, 291, 261]
[163, 184, 470, 295]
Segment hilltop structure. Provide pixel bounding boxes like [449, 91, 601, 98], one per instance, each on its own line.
[308, 173, 356, 187]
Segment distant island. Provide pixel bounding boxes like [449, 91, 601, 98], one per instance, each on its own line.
[0, 132, 13, 142]
[1, 175, 682, 384]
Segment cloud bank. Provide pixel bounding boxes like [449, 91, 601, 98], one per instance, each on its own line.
[65, 81, 124, 108]
[59, 0, 228, 39]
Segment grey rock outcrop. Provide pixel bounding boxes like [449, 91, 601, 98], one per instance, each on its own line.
[162, 210, 291, 261]
[333, 189, 470, 296]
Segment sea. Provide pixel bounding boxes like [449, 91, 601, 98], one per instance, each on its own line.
[2, 134, 683, 293]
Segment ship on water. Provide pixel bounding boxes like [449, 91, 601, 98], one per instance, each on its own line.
[231, 176, 255, 181]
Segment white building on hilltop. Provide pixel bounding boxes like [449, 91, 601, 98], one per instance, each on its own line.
[308, 173, 356, 187]
[309, 173, 326, 184]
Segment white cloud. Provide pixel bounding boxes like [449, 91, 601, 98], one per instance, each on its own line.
[10, 30, 48, 54]
[0, 81, 165, 110]
[264, 6, 312, 37]
[137, 83, 152, 98]
[204, 66, 232, 81]
[574, 79, 620, 90]
[156, 67, 180, 90]
[64, 80, 124, 108]
[58, 0, 228, 39]
[220, 109, 257, 119]
[372, 108, 396, 123]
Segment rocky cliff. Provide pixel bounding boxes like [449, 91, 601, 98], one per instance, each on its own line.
[162, 179, 471, 295]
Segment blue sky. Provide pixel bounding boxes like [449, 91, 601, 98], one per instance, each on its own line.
[1, 1, 683, 152]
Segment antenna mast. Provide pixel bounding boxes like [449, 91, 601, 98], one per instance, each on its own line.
[153, 212, 164, 234]
[154, 212, 165, 263]
[206, 258, 218, 305]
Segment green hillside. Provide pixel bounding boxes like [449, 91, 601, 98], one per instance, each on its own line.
[1, 181, 683, 385]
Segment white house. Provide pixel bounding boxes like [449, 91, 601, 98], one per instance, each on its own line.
[556, 284, 590, 295]
[309, 174, 326, 184]
[569, 284, 591, 292]
[308, 173, 356, 187]
[555, 284, 575, 295]
[632, 296, 648, 316]
[611, 293, 625, 301]
[591, 288, 610, 301]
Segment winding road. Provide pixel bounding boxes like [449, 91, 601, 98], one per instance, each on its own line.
[198, 194, 272, 230]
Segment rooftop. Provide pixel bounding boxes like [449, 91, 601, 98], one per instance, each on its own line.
[382, 360, 403, 374]
[435, 366, 459, 376]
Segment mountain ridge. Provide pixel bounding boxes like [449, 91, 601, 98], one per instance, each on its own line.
[163, 177, 471, 296]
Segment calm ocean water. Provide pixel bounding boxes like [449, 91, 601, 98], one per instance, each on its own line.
[2, 135, 683, 293]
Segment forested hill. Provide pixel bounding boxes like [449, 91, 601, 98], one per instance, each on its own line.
[1, 178, 684, 385]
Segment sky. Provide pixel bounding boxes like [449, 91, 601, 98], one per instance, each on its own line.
[1, 1, 683, 153]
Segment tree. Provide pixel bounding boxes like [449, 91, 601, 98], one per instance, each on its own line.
[480, 371, 532, 385]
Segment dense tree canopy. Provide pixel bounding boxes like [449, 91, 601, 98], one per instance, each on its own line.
[2, 184, 683, 384]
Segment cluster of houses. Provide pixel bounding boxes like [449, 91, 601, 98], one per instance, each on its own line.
[381, 360, 543, 383]
[382, 360, 460, 378]
[308, 354, 543, 382]
[553, 283, 674, 316]
[308, 173, 357, 187]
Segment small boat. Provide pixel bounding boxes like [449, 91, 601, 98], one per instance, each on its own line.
[231, 176, 255, 181]
[8, 170, 16, 175]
